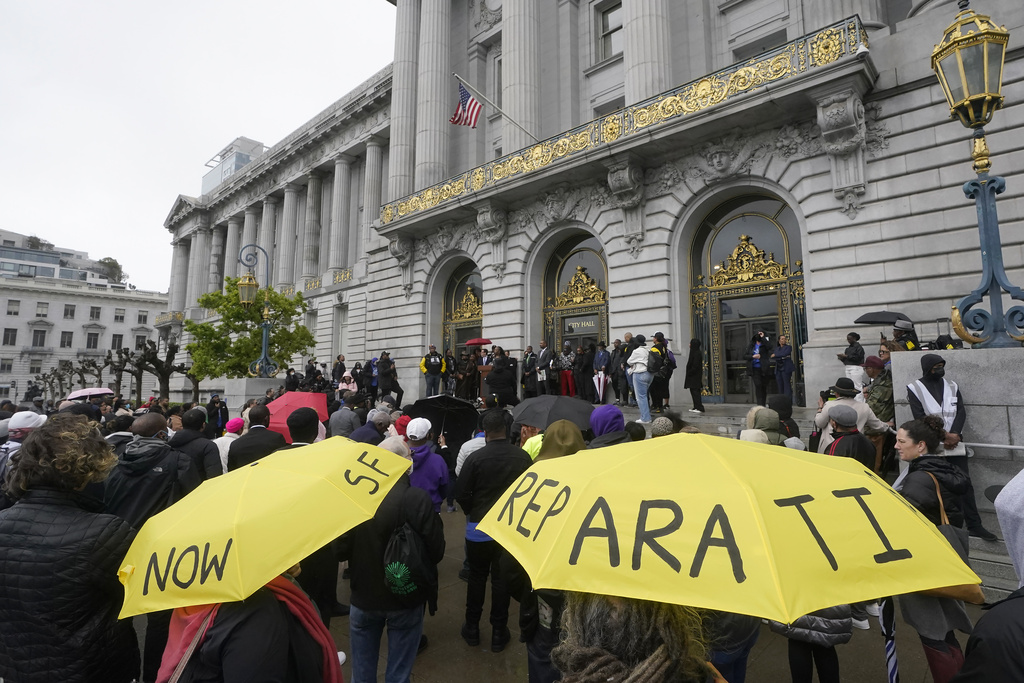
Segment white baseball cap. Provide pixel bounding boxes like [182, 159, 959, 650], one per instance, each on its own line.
[406, 417, 432, 441]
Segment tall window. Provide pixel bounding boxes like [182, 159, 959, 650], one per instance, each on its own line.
[86, 332, 99, 349]
[31, 330, 46, 347]
[599, 3, 623, 61]
[28, 359, 41, 375]
[111, 334, 123, 350]
[90, 306, 101, 321]
[60, 331, 73, 348]
[2, 329, 15, 346]
[135, 335, 148, 351]
[0, 359, 11, 373]
[6, 300, 19, 316]
[64, 304, 76, 319]
[138, 310, 149, 324]
[114, 308, 125, 323]
[35, 302, 48, 318]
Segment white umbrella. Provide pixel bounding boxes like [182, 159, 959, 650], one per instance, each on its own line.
[66, 387, 115, 400]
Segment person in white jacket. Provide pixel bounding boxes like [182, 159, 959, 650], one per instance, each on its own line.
[626, 334, 652, 424]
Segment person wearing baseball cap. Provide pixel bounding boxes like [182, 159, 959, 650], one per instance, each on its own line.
[406, 417, 449, 514]
[821, 404, 875, 469]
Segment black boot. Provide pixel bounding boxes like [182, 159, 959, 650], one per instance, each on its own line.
[461, 622, 480, 646]
[491, 625, 511, 653]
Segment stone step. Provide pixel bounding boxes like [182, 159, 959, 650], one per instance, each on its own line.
[981, 575, 1018, 603]
[972, 555, 1020, 584]
[969, 533, 1007, 554]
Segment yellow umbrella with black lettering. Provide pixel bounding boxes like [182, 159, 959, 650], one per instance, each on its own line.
[477, 433, 980, 623]
[117, 437, 410, 618]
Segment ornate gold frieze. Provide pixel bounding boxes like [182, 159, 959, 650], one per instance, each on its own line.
[553, 266, 607, 308]
[333, 268, 353, 284]
[708, 235, 788, 287]
[379, 16, 865, 226]
[447, 288, 483, 321]
[304, 277, 322, 292]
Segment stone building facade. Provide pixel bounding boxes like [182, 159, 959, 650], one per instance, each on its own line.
[160, 0, 1024, 405]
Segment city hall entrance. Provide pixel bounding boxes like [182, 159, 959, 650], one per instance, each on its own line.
[542, 235, 608, 350]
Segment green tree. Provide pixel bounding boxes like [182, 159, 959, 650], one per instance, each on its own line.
[184, 277, 314, 381]
[97, 256, 128, 283]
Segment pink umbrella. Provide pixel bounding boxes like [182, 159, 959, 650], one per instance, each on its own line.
[67, 387, 115, 400]
[592, 372, 609, 402]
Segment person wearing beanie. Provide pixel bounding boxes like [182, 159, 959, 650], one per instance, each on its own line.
[212, 418, 245, 474]
[588, 404, 630, 449]
[814, 377, 887, 454]
[908, 354, 996, 541]
[537, 420, 585, 460]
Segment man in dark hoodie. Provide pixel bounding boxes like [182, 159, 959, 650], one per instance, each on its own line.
[588, 404, 630, 449]
[908, 354, 997, 541]
[104, 412, 201, 682]
[169, 408, 223, 481]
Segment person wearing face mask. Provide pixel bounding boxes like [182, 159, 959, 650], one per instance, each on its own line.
[907, 354, 997, 542]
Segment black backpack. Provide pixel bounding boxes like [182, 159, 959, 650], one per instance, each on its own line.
[647, 346, 665, 377]
[383, 504, 438, 613]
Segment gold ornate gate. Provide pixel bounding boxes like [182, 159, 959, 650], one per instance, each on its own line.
[443, 286, 483, 354]
[543, 265, 609, 349]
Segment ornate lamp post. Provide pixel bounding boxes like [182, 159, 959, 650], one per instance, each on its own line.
[237, 245, 280, 377]
[932, 1, 1020, 347]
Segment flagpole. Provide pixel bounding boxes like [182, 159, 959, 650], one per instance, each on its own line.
[452, 72, 541, 144]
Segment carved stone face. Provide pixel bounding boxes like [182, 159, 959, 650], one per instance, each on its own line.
[709, 149, 731, 172]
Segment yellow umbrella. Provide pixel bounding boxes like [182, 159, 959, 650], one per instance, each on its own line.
[477, 434, 980, 623]
[118, 437, 410, 618]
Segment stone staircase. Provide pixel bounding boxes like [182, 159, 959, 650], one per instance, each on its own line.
[971, 535, 1019, 602]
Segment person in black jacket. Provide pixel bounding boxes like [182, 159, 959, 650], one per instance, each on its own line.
[335, 460, 445, 683]
[744, 330, 774, 406]
[205, 393, 230, 438]
[821, 404, 876, 469]
[227, 404, 287, 470]
[378, 351, 404, 406]
[0, 413, 140, 683]
[684, 338, 705, 413]
[169, 408, 223, 480]
[455, 409, 533, 653]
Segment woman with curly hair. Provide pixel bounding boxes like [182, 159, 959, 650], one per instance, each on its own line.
[552, 592, 723, 682]
[0, 413, 140, 683]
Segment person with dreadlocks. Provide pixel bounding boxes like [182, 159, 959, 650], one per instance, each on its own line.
[550, 592, 725, 683]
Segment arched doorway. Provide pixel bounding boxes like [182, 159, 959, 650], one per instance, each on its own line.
[542, 236, 609, 349]
[689, 195, 807, 404]
[442, 262, 484, 356]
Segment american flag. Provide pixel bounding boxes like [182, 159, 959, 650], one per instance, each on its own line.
[450, 83, 482, 128]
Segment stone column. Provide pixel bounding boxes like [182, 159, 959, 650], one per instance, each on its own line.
[276, 184, 301, 288]
[623, 0, 673, 104]
[190, 226, 211, 303]
[414, 0, 449, 188]
[502, 0, 542, 151]
[184, 238, 197, 309]
[329, 154, 354, 272]
[242, 205, 259, 250]
[223, 216, 242, 289]
[360, 138, 384, 257]
[389, 0, 421, 200]
[806, 0, 886, 30]
[208, 226, 225, 294]
[258, 196, 278, 285]
[558, 0, 582, 131]
[170, 240, 189, 312]
[302, 172, 323, 280]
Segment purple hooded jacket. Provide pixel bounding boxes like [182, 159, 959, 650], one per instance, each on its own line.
[409, 442, 450, 513]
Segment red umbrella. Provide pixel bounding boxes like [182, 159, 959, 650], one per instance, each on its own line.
[464, 338, 492, 347]
[267, 392, 328, 443]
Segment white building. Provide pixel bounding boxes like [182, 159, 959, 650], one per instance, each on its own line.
[160, 0, 1024, 407]
[0, 231, 167, 402]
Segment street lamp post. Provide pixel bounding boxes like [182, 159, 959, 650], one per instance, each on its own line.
[931, 1, 1022, 348]
[237, 244, 280, 377]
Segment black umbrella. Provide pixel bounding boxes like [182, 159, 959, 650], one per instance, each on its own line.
[405, 395, 479, 446]
[853, 311, 912, 325]
[512, 394, 594, 432]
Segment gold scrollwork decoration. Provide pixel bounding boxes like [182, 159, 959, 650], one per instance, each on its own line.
[553, 266, 607, 308]
[602, 114, 622, 143]
[304, 278, 322, 291]
[471, 168, 486, 192]
[950, 305, 984, 344]
[333, 268, 353, 284]
[810, 28, 844, 66]
[710, 235, 788, 287]
[691, 291, 709, 311]
[447, 288, 483, 321]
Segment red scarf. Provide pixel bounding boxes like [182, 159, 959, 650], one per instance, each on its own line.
[157, 576, 343, 683]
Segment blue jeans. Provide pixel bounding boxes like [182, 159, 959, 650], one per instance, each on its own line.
[425, 373, 440, 397]
[633, 371, 652, 422]
[349, 604, 424, 683]
[710, 628, 759, 683]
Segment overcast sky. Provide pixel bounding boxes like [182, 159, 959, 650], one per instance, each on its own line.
[0, 1, 396, 294]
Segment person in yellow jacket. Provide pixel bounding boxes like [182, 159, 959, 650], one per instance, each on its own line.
[420, 344, 447, 397]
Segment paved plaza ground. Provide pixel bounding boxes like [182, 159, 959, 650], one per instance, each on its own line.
[323, 498, 985, 683]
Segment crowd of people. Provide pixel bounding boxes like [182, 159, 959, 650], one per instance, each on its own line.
[0, 318, 1019, 683]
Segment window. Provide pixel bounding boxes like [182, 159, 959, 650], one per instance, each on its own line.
[35, 302, 48, 318]
[86, 332, 99, 349]
[32, 329, 46, 347]
[493, 57, 502, 108]
[2, 329, 16, 346]
[28, 359, 41, 375]
[114, 308, 125, 323]
[0, 386, 9, 398]
[90, 306, 101, 321]
[0, 359, 11, 373]
[6, 300, 18, 316]
[135, 335, 148, 351]
[599, 3, 623, 61]
[111, 334, 123, 350]
[138, 310, 149, 324]
[60, 331, 73, 348]
[64, 304, 76, 319]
